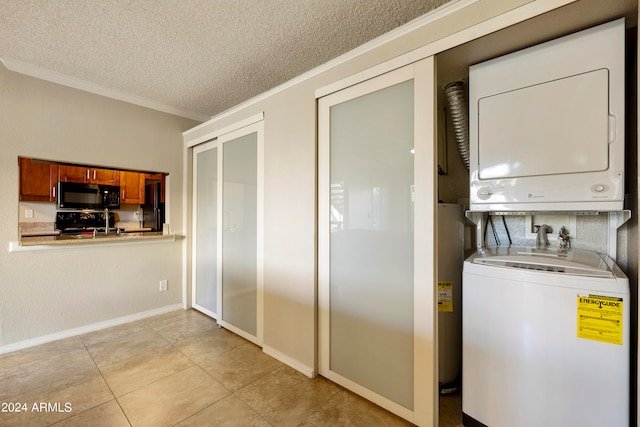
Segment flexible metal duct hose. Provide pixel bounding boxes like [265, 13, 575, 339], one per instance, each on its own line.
[444, 81, 470, 170]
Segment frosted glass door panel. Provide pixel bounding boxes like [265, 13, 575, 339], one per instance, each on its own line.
[194, 146, 218, 315]
[222, 132, 258, 337]
[330, 80, 414, 409]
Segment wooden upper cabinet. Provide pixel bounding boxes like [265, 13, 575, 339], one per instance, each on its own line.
[19, 157, 160, 206]
[92, 168, 119, 185]
[19, 157, 58, 202]
[59, 165, 119, 185]
[120, 171, 145, 204]
[58, 165, 86, 183]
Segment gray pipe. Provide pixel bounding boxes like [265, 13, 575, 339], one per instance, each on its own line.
[444, 81, 470, 170]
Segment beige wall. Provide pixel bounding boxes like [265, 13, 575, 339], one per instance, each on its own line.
[0, 65, 199, 348]
[184, 0, 599, 376]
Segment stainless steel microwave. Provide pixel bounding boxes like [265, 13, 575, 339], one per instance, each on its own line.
[57, 182, 120, 210]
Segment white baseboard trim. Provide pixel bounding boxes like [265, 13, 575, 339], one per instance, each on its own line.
[262, 345, 316, 378]
[0, 304, 183, 355]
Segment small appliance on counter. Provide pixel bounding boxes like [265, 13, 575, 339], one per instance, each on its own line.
[55, 211, 120, 236]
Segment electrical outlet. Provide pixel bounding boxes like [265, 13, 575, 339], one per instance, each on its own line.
[159, 280, 168, 292]
[25, 209, 33, 219]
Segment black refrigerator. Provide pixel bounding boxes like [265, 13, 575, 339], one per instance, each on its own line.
[142, 182, 164, 231]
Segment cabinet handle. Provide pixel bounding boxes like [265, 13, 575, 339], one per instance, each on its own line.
[52, 186, 56, 198]
[93, 170, 96, 180]
[86, 170, 89, 180]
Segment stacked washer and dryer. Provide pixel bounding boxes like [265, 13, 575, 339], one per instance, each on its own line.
[461, 19, 631, 427]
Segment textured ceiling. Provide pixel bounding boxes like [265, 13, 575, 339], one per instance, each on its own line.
[0, 0, 449, 121]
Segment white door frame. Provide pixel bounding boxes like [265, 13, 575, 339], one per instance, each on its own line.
[216, 121, 264, 346]
[191, 121, 264, 346]
[318, 57, 437, 426]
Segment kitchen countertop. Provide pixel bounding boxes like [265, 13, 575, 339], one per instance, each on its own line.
[19, 231, 174, 247]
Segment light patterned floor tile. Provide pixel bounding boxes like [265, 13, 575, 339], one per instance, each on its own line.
[0, 371, 113, 427]
[0, 337, 86, 371]
[0, 345, 98, 401]
[198, 343, 283, 392]
[298, 389, 414, 427]
[99, 344, 194, 397]
[83, 327, 169, 368]
[236, 366, 340, 427]
[118, 365, 230, 427]
[146, 310, 218, 343]
[173, 327, 252, 364]
[79, 319, 150, 348]
[50, 399, 130, 427]
[0, 309, 457, 426]
[175, 395, 272, 427]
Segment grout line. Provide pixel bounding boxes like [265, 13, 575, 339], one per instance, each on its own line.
[7, 309, 414, 426]
[79, 323, 197, 401]
[76, 339, 133, 427]
[136, 313, 243, 426]
[164, 317, 286, 425]
[295, 388, 344, 427]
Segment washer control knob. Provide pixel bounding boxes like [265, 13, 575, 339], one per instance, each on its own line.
[591, 184, 608, 193]
[477, 187, 493, 200]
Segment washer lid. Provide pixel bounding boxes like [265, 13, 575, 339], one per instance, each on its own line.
[472, 247, 613, 278]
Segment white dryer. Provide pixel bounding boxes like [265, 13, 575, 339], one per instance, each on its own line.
[462, 247, 629, 427]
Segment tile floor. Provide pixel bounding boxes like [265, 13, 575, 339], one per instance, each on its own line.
[0, 309, 463, 426]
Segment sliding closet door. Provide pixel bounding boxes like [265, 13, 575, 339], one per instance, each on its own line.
[192, 121, 264, 346]
[219, 124, 263, 344]
[318, 59, 436, 425]
[192, 142, 219, 318]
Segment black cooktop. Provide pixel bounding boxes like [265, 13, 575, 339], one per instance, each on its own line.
[55, 211, 117, 235]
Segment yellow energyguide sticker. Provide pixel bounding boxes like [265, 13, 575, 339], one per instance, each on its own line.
[438, 281, 453, 312]
[577, 294, 623, 345]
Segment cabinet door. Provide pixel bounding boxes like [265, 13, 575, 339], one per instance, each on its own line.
[19, 158, 58, 202]
[59, 165, 88, 183]
[92, 168, 120, 185]
[120, 171, 144, 204]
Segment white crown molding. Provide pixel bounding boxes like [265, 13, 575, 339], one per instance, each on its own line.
[0, 57, 209, 122]
[183, 112, 264, 146]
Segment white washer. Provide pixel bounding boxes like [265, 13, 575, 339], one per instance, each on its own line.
[462, 247, 629, 427]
